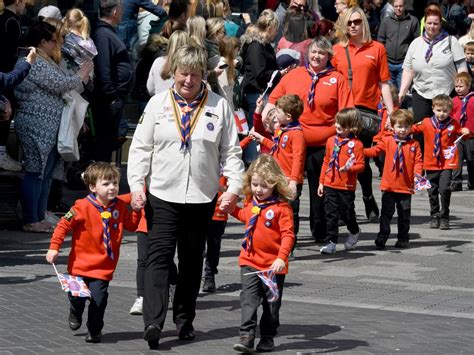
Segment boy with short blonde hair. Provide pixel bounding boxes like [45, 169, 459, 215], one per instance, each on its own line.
[411, 95, 470, 230]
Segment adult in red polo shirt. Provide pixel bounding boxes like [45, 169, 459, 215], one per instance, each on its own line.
[332, 6, 394, 222]
[265, 37, 353, 243]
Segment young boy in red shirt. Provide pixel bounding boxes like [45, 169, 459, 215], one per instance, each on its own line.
[318, 108, 365, 254]
[411, 95, 470, 230]
[365, 109, 423, 249]
[251, 94, 306, 255]
[451, 72, 474, 191]
[46, 162, 141, 343]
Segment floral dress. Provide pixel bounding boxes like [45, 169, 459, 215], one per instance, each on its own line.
[14, 55, 82, 177]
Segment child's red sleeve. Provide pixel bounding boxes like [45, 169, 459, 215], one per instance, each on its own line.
[49, 204, 80, 251]
[240, 136, 253, 149]
[411, 120, 424, 134]
[277, 204, 295, 262]
[290, 132, 306, 182]
[319, 139, 331, 184]
[253, 112, 266, 135]
[364, 139, 385, 158]
[261, 137, 274, 150]
[123, 209, 143, 232]
[230, 206, 246, 223]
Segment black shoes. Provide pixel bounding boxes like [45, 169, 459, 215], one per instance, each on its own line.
[85, 332, 102, 343]
[394, 240, 409, 248]
[256, 337, 275, 352]
[440, 219, 450, 230]
[202, 277, 216, 293]
[450, 184, 462, 192]
[177, 325, 195, 341]
[430, 217, 440, 229]
[144, 324, 161, 349]
[363, 195, 379, 222]
[68, 312, 82, 331]
[233, 335, 255, 353]
[374, 235, 387, 250]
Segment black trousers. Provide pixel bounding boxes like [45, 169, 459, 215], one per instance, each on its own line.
[289, 183, 303, 244]
[452, 138, 474, 189]
[357, 134, 374, 198]
[204, 220, 226, 278]
[379, 191, 412, 242]
[305, 146, 326, 240]
[143, 193, 215, 331]
[136, 231, 149, 297]
[90, 98, 124, 162]
[323, 186, 359, 244]
[69, 277, 109, 336]
[239, 266, 285, 338]
[426, 169, 452, 220]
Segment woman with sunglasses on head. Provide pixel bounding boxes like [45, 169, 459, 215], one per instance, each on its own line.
[332, 6, 394, 223]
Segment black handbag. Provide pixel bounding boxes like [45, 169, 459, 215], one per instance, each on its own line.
[344, 46, 381, 137]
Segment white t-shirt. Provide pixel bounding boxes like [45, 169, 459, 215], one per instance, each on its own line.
[403, 35, 467, 99]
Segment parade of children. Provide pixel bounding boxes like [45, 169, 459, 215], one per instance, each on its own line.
[2, 1, 473, 353]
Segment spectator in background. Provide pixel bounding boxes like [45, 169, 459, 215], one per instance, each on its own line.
[149, 0, 188, 37]
[275, 0, 318, 43]
[0, 0, 26, 172]
[117, 0, 167, 57]
[91, 0, 135, 162]
[312, 19, 336, 42]
[277, 8, 312, 66]
[205, 17, 226, 94]
[459, 22, 474, 48]
[377, 0, 419, 91]
[37, 5, 62, 20]
[445, 0, 474, 37]
[187, 15, 206, 47]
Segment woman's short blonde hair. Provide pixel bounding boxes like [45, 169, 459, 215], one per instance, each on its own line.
[308, 36, 334, 60]
[256, 9, 279, 33]
[242, 154, 293, 202]
[337, 7, 371, 47]
[206, 17, 225, 40]
[171, 44, 208, 75]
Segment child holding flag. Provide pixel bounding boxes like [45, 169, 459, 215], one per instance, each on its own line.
[318, 108, 365, 254]
[45, 162, 141, 343]
[231, 154, 295, 353]
[411, 95, 470, 230]
[364, 109, 423, 249]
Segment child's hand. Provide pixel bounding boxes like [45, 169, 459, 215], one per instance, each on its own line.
[288, 180, 297, 199]
[46, 249, 59, 264]
[461, 128, 470, 137]
[339, 153, 355, 173]
[255, 95, 264, 114]
[317, 183, 324, 197]
[250, 131, 264, 143]
[271, 258, 285, 273]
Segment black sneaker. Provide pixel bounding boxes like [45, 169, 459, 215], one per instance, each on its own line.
[68, 312, 82, 331]
[202, 277, 216, 292]
[374, 236, 387, 250]
[85, 332, 102, 343]
[430, 217, 440, 229]
[256, 337, 275, 352]
[233, 335, 255, 353]
[177, 324, 195, 341]
[144, 324, 161, 349]
[450, 184, 462, 192]
[439, 219, 450, 230]
[394, 240, 409, 248]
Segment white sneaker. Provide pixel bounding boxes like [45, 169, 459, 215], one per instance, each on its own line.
[320, 242, 336, 254]
[345, 229, 360, 250]
[0, 154, 22, 172]
[129, 296, 143, 315]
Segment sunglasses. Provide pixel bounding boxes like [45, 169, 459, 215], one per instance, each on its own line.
[347, 19, 363, 26]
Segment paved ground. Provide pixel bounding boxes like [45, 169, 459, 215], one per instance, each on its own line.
[1, 164, 473, 354]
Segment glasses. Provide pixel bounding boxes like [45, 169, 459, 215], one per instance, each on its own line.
[347, 19, 363, 27]
[291, 1, 306, 10]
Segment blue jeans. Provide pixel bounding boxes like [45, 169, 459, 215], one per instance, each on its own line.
[388, 62, 403, 91]
[243, 92, 264, 164]
[21, 148, 60, 224]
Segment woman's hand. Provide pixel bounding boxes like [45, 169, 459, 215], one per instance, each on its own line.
[25, 47, 36, 65]
[131, 190, 146, 211]
[77, 61, 93, 82]
[218, 191, 238, 213]
[46, 249, 59, 264]
[271, 258, 285, 273]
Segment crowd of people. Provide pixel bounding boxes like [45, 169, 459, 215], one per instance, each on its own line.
[0, 0, 472, 352]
